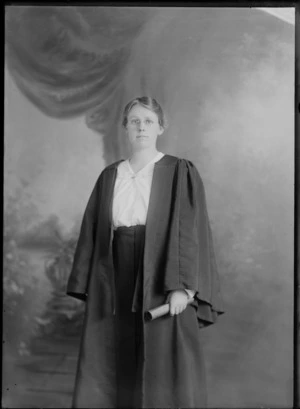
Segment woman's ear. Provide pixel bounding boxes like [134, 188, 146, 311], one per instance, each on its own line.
[158, 126, 164, 136]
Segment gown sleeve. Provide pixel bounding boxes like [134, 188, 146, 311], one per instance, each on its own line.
[66, 174, 101, 301]
[173, 159, 225, 327]
[180, 161, 224, 327]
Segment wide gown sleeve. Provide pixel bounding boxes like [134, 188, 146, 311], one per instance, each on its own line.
[66, 174, 101, 301]
[178, 159, 225, 327]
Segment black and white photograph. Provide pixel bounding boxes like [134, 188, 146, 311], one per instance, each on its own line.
[3, 5, 296, 408]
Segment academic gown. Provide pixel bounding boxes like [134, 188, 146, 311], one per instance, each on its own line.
[66, 154, 224, 408]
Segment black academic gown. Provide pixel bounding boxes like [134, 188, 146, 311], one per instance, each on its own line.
[67, 154, 224, 408]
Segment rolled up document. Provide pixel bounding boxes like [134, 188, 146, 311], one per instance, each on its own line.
[144, 298, 194, 321]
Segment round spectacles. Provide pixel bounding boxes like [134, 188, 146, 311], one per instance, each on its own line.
[128, 118, 156, 128]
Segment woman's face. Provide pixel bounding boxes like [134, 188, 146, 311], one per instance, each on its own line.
[125, 104, 164, 151]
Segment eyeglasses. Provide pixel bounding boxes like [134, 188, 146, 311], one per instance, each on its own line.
[128, 118, 156, 128]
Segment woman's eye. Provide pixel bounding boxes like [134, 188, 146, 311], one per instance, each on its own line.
[145, 120, 153, 125]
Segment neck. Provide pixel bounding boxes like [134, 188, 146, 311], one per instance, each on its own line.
[129, 148, 160, 164]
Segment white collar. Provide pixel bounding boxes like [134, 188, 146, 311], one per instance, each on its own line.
[125, 151, 164, 176]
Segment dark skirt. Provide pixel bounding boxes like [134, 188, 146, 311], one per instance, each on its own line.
[112, 225, 145, 409]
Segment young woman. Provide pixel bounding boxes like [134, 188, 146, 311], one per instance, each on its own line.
[67, 96, 224, 408]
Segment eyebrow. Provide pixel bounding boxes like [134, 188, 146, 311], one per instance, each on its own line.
[128, 115, 154, 120]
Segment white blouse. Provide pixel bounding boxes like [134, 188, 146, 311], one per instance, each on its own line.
[112, 151, 195, 300]
[112, 151, 165, 229]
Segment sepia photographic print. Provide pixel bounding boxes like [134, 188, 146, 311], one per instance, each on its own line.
[4, 4, 296, 408]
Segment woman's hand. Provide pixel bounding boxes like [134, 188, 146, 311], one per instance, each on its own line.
[167, 290, 189, 316]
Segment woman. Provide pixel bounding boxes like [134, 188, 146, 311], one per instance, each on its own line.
[67, 96, 224, 408]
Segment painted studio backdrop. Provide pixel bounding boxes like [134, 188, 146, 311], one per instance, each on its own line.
[4, 6, 294, 408]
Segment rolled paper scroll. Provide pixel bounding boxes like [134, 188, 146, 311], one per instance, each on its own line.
[144, 298, 194, 321]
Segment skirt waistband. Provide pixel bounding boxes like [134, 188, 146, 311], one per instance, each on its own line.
[113, 225, 146, 235]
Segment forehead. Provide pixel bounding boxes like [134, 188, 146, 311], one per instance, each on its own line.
[128, 104, 158, 119]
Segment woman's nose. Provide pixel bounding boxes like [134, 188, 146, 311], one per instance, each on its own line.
[139, 122, 145, 131]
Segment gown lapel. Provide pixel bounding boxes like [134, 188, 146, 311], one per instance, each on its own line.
[143, 156, 176, 310]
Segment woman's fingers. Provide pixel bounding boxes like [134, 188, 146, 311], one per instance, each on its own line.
[170, 303, 178, 316]
[169, 290, 189, 316]
[170, 303, 187, 316]
[170, 304, 175, 316]
[178, 304, 187, 314]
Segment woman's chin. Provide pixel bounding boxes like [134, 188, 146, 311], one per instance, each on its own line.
[134, 140, 151, 147]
